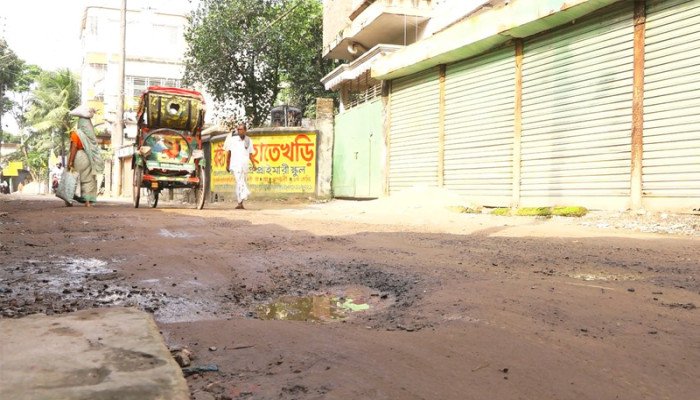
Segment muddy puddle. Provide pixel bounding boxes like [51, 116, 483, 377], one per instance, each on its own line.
[222, 261, 425, 329]
[256, 285, 390, 322]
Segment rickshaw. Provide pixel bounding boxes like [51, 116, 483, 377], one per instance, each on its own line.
[132, 86, 207, 209]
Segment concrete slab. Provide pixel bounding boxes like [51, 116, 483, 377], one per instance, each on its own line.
[0, 307, 190, 400]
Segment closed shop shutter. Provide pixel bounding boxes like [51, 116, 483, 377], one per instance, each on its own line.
[444, 47, 515, 206]
[521, 3, 635, 207]
[644, 0, 700, 199]
[389, 69, 440, 192]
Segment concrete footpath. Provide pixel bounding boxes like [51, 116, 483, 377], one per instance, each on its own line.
[0, 307, 189, 400]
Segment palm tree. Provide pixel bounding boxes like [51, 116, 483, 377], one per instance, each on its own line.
[20, 69, 80, 182]
[27, 69, 80, 135]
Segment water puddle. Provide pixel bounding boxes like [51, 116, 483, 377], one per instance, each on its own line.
[256, 286, 387, 322]
[569, 272, 640, 282]
[62, 257, 111, 275]
[159, 229, 193, 238]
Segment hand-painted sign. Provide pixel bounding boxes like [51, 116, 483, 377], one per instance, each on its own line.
[2, 161, 23, 177]
[210, 140, 234, 192]
[210, 132, 317, 194]
[249, 133, 316, 193]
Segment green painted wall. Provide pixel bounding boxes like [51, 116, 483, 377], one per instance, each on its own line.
[332, 99, 383, 198]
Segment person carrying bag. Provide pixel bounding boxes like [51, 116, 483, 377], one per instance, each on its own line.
[55, 169, 79, 207]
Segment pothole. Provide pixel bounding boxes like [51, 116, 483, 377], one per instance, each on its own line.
[226, 262, 425, 329]
[255, 285, 392, 322]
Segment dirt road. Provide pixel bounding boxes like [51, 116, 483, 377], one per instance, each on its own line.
[1, 194, 699, 400]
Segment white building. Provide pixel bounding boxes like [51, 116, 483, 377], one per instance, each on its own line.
[79, 0, 198, 196]
[79, 0, 191, 142]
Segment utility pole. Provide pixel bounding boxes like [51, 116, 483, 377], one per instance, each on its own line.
[112, 0, 127, 197]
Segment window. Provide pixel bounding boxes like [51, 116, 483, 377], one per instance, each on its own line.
[89, 64, 107, 101]
[87, 16, 98, 36]
[154, 25, 179, 45]
[127, 76, 183, 99]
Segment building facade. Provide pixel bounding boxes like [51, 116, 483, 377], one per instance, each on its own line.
[323, 0, 700, 211]
[79, 0, 190, 195]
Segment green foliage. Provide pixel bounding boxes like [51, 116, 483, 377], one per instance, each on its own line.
[11, 69, 80, 182]
[1, 37, 24, 147]
[491, 206, 588, 217]
[14, 64, 41, 93]
[2, 134, 21, 144]
[1, 38, 25, 173]
[552, 206, 588, 217]
[277, 0, 337, 116]
[448, 205, 481, 214]
[184, 0, 336, 125]
[516, 207, 552, 217]
[8, 64, 42, 134]
[491, 208, 511, 216]
[27, 69, 80, 135]
[0, 38, 23, 96]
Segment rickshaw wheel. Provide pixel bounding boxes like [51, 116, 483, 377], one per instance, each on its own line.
[147, 189, 159, 208]
[133, 166, 143, 208]
[195, 165, 206, 210]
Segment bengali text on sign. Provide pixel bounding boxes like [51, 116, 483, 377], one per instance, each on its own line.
[210, 132, 317, 194]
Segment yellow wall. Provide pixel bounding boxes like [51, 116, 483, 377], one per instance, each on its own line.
[210, 132, 317, 196]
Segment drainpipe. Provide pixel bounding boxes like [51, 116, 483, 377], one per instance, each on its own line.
[383, 80, 391, 196]
[512, 39, 523, 208]
[630, 0, 646, 211]
[437, 64, 445, 187]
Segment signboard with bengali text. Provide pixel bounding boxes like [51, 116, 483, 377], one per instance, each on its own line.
[210, 132, 317, 195]
[210, 139, 235, 192]
[2, 161, 24, 177]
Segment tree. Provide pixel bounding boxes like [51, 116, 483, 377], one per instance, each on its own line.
[276, 0, 337, 117]
[13, 69, 81, 182]
[184, 0, 336, 125]
[2, 63, 42, 180]
[26, 69, 80, 135]
[0, 38, 24, 158]
[8, 63, 42, 134]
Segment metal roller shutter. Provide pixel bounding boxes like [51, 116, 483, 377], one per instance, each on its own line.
[521, 3, 635, 206]
[389, 69, 440, 192]
[644, 0, 700, 199]
[444, 47, 515, 206]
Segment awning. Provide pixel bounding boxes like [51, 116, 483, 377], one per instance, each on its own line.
[372, 0, 622, 80]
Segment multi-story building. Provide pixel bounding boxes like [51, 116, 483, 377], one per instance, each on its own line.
[79, 0, 190, 195]
[80, 0, 188, 139]
[323, 0, 700, 212]
[321, 0, 489, 198]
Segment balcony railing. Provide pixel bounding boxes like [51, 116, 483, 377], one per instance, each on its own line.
[350, 0, 434, 21]
[324, 0, 434, 60]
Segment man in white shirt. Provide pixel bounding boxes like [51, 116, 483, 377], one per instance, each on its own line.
[223, 123, 257, 209]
